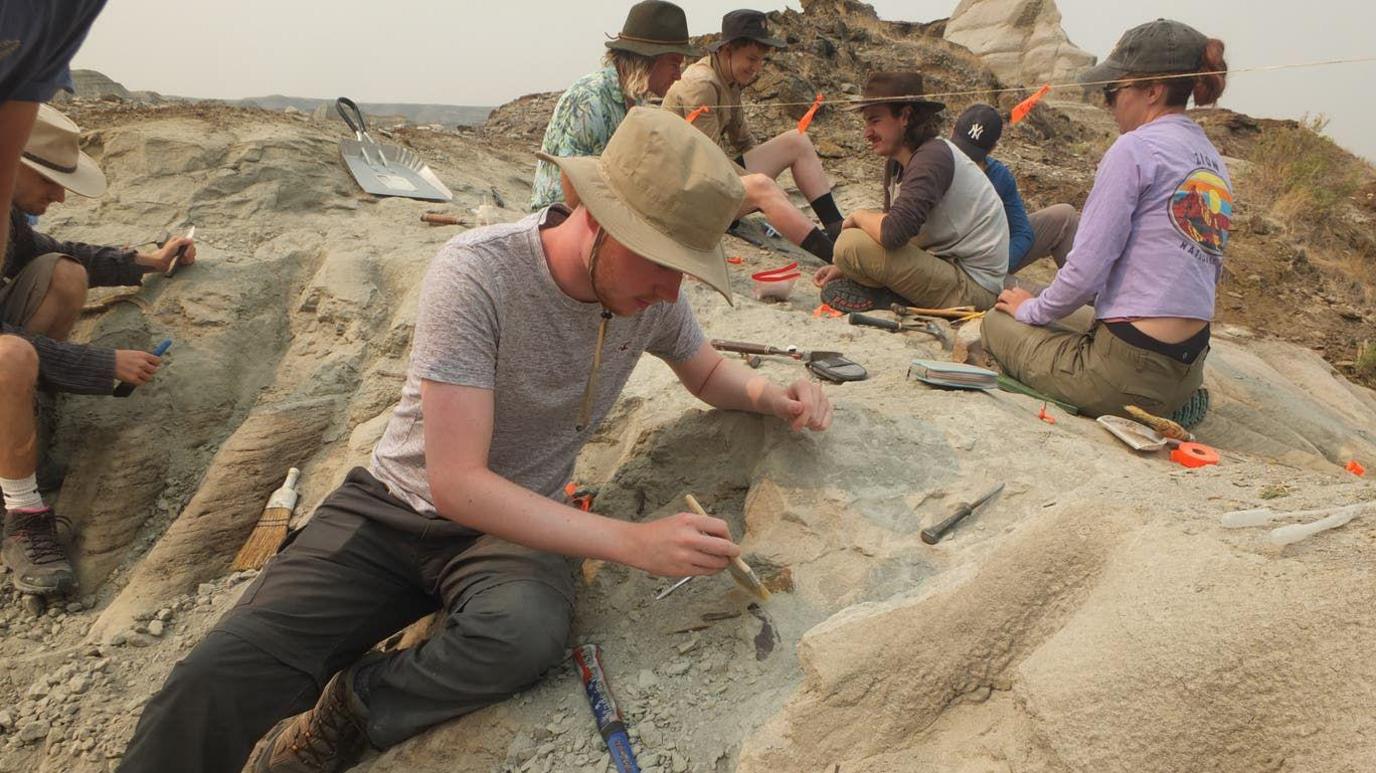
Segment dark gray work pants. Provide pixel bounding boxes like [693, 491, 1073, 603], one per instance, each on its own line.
[117, 468, 574, 773]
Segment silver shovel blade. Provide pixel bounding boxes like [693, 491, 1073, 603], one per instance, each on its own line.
[1097, 415, 1168, 452]
[339, 139, 453, 202]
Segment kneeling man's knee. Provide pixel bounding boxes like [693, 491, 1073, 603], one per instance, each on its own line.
[465, 583, 570, 689]
[833, 228, 879, 277]
[0, 336, 39, 384]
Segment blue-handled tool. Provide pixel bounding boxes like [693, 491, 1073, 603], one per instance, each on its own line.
[113, 338, 172, 397]
[573, 644, 640, 773]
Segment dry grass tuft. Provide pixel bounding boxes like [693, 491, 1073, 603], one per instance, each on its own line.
[1247, 116, 1363, 234]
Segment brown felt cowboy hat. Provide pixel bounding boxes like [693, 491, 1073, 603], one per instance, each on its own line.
[605, 0, 700, 58]
[707, 10, 786, 52]
[849, 71, 946, 114]
[536, 107, 745, 304]
[20, 104, 107, 198]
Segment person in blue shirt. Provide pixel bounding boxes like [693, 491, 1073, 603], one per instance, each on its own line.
[0, 0, 109, 261]
[950, 104, 1079, 279]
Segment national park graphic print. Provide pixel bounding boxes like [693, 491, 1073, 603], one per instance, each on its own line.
[1169, 168, 1233, 257]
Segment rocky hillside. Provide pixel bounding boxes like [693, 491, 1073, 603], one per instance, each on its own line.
[59, 69, 493, 128]
[1, 2, 1372, 772]
[488, 0, 1376, 389]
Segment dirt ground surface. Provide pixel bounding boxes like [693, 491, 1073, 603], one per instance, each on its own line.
[2, 2, 1373, 772]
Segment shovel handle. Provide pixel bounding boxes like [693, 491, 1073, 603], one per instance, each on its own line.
[335, 97, 368, 135]
[711, 339, 783, 356]
[848, 313, 901, 332]
[421, 213, 465, 226]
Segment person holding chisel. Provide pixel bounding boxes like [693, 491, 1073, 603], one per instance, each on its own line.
[0, 105, 189, 604]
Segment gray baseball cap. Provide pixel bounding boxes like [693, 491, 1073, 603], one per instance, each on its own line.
[1079, 19, 1208, 84]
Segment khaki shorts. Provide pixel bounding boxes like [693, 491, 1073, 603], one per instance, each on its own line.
[834, 229, 998, 310]
[0, 253, 65, 327]
[981, 309, 1206, 418]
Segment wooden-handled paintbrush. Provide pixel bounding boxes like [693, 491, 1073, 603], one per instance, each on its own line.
[684, 494, 771, 602]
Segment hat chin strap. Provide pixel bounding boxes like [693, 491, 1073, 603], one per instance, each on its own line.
[576, 229, 615, 432]
[585, 228, 614, 312]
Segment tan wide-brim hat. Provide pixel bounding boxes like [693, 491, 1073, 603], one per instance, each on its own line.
[21, 104, 107, 198]
[537, 107, 745, 305]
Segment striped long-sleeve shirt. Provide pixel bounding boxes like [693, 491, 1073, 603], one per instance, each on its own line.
[3, 207, 144, 394]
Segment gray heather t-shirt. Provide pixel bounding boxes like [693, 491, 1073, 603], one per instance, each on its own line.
[369, 207, 705, 530]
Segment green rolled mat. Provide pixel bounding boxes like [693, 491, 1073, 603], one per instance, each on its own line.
[995, 374, 1081, 415]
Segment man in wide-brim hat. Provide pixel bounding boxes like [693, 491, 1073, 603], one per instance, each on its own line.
[530, 0, 699, 210]
[815, 70, 1010, 314]
[121, 106, 832, 773]
[0, 103, 197, 606]
[664, 8, 847, 264]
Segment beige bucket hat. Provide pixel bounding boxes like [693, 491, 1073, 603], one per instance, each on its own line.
[537, 106, 745, 304]
[21, 104, 107, 198]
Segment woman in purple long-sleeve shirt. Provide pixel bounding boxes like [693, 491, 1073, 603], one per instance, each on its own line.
[982, 19, 1232, 424]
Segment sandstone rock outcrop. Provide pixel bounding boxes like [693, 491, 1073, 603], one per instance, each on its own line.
[944, 0, 1097, 87]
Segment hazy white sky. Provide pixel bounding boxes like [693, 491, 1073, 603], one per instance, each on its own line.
[71, 0, 1375, 161]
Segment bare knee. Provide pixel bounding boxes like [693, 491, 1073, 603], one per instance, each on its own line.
[739, 173, 783, 214]
[741, 173, 780, 203]
[48, 257, 89, 307]
[790, 131, 819, 160]
[0, 336, 39, 386]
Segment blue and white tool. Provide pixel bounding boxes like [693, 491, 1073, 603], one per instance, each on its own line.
[112, 338, 172, 397]
[573, 644, 640, 773]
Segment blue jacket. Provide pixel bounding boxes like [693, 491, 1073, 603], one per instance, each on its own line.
[984, 158, 1034, 269]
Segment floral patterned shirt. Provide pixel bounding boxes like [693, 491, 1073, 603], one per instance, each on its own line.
[529, 67, 638, 210]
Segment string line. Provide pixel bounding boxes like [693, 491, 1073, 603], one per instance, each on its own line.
[647, 55, 1376, 111]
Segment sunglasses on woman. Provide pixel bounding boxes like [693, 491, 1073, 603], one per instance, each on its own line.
[1102, 82, 1127, 107]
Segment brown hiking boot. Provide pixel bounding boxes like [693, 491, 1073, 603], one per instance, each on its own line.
[2, 507, 75, 594]
[253, 666, 370, 772]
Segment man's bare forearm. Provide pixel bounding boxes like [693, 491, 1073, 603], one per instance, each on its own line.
[429, 465, 635, 563]
[851, 209, 886, 245]
[688, 355, 785, 416]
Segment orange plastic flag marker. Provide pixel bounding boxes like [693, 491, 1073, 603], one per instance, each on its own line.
[797, 93, 824, 134]
[726, 256, 743, 265]
[812, 303, 843, 319]
[1037, 402, 1057, 425]
[685, 105, 710, 124]
[1348, 459, 1367, 476]
[564, 482, 594, 511]
[1010, 84, 1052, 125]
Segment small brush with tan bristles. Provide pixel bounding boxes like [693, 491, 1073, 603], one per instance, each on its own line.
[684, 494, 771, 602]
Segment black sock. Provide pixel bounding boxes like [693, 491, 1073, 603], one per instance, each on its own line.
[824, 220, 844, 241]
[809, 193, 842, 229]
[800, 228, 834, 263]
